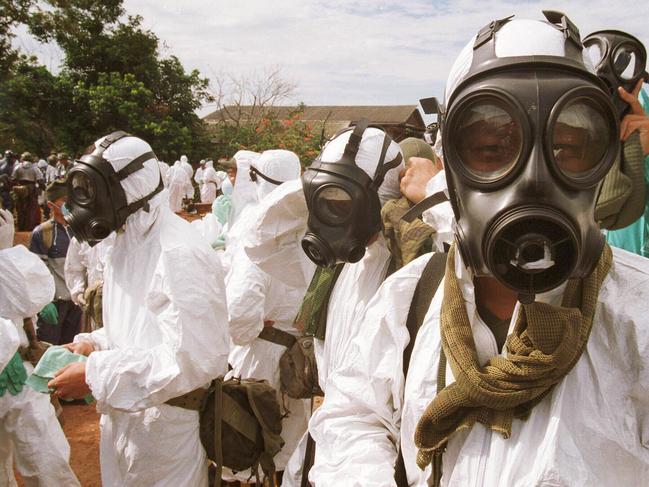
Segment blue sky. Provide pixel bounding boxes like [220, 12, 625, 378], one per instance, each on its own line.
[14, 0, 649, 118]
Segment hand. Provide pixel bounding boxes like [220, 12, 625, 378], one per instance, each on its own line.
[619, 80, 649, 156]
[75, 292, 87, 307]
[48, 362, 91, 399]
[62, 341, 95, 356]
[400, 157, 442, 204]
[0, 208, 14, 250]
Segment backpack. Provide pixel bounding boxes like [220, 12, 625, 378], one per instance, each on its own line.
[394, 252, 448, 487]
[167, 376, 284, 487]
[278, 264, 344, 400]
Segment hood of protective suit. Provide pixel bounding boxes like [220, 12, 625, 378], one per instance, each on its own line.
[243, 179, 315, 288]
[0, 245, 55, 320]
[319, 127, 403, 206]
[96, 134, 166, 241]
[180, 155, 188, 164]
[206, 160, 214, 169]
[229, 150, 260, 225]
[253, 149, 301, 200]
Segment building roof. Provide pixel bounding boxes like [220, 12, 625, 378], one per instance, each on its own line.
[203, 105, 424, 127]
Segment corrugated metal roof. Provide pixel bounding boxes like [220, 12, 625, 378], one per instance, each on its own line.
[204, 105, 423, 125]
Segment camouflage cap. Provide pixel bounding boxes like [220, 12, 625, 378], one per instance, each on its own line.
[398, 137, 435, 167]
[46, 178, 67, 202]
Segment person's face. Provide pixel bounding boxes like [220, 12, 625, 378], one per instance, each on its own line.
[227, 167, 237, 184]
[48, 196, 67, 225]
[60, 158, 69, 167]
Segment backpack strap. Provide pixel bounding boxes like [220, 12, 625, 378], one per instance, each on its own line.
[258, 326, 298, 348]
[394, 252, 447, 487]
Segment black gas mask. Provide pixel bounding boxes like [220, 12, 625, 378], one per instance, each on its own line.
[441, 12, 620, 302]
[64, 131, 163, 246]
[301, 119, 402, 268]
[583, 30, 648, 119]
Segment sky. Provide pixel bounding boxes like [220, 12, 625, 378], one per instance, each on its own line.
[13, 0, 649, 119]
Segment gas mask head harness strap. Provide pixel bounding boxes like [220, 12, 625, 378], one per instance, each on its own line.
[301, 118, 402, 268]
[583, 29, 649, 119]
[440, 11, 619, 302]
[249, 165, 286, 186]
[65, 131, 164, 245]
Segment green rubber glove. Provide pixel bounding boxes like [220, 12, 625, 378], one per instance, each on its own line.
[38, 302, 59, 326]
[0, 352, 27, 397]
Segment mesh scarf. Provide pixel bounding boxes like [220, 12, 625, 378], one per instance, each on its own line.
[415, 243, 613, 469]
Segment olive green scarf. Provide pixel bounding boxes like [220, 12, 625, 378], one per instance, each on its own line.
[415, 243, 613, 469]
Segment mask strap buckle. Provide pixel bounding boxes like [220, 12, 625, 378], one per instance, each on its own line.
[473, 15, 514, 50]
[542, 10, 582, 52]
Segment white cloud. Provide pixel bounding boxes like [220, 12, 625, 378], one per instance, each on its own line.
[13, 0, 649, 114]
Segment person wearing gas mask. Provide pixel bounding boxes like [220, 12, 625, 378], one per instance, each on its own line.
[0, 208, 81, 487]
[238, 121, 403, 486]
[47, 132, 230, 487]
[582, 29, 649, 256]
[223, 149, 309, 483]
[309, 13, 649, 487]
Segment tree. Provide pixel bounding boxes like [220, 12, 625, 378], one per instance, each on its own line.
[0, 0, 214, 162]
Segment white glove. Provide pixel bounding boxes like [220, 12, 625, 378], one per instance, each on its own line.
[74, 292, 87, 307]
[0, 209, 14, 250]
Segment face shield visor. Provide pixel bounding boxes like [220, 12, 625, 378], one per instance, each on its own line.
[583, 30, 649, 119]
[301, 119, 402, 268]
[64, 131, 163, 246]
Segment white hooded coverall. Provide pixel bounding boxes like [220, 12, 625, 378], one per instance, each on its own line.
[73, 136, 230, 487]
[310, 18, 649, 487]
[242, 130, 404, 486]
[225, 150, 309, 480]
[166, 160, 194, 212]
[200, 160, 220, 204]
[0, 245, 80, 487]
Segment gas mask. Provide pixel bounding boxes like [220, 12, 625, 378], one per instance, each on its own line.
[441, 12, 620, 302]
[301, 119, 402, 268]
[249, 165, 285, 186]
[583, 30, 648, 119]
[64, 131, 163, 246]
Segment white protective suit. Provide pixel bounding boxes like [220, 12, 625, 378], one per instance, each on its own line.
[194, 160, 205, 197]
[309, 247, 649, 487]
[0, 245, 80, 487]
[242, 129, 404, 486]
[157, 160, 169, 188]
[180, 154, 194, 179]
[64, 234, 114, 307]
[200, 160, 220, 204]
[72, 136, 230, 487]
[309, 18, 649, 487]
[228, 150, 260, 227]
[224, 149, 308, 480]
[166, 160, 194, 212]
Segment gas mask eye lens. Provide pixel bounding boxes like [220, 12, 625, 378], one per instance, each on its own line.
[551, 100, 611, 178]
[70, 172, 96, 205]
[613, 46, 640, 80]
[315, 186, 353, 225]
[455, 101, 523, 181]
[585, 42, 605, 68]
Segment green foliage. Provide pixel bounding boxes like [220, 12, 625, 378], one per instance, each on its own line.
[214, 105, 324, 167]
[0, 0, 214, 161]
